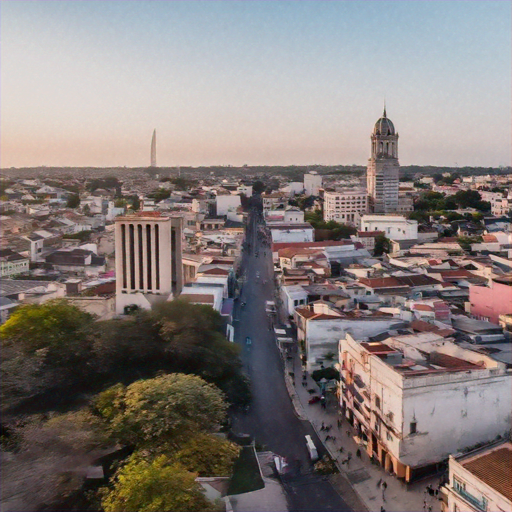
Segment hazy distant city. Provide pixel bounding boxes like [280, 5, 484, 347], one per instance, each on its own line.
[1, 1, 511, 512]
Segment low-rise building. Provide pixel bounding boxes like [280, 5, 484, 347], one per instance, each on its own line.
[295, 303, 403, 371]
[339, 332, 511, 482]
[360, 215, 418, 241]
[352, 231, 384, 252]
[269, 223, 315, 244]
[443, 441, 511, 512]
[0, 249, 30, 277]
[469, 275, 512, 325]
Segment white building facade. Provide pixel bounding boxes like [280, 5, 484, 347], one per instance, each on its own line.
[339, 332, 512, 482]
[360, 214, 418, 240]
[324, 189, 368, 225]
[304, 172, 323, 197]
[216, 194, 241, 216]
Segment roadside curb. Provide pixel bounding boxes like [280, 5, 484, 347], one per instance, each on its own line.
[283, 373, 308, 421]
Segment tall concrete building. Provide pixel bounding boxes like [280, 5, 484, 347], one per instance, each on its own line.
[150, 129, 157, 167]
[115, 212, 183, 314]
[366, 108, 400, 213]
[304, 171, 322, 197]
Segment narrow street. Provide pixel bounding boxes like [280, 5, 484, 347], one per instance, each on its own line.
[231, 203, 352, 512]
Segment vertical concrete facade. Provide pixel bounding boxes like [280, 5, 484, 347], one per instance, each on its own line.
[115, 213, 182, 314]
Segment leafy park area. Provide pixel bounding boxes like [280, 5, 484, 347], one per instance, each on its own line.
[0, 299, 251, 511]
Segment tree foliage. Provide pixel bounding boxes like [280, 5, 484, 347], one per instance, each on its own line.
[1, 299, 249, 414]
[252, 180, 265, 194]
[171, 433, 240, 477]
[100, 455, 214, 512]
[66, 193, 80, 209]
[94, 374, 227, 445]
[374, 234, 391, 256]
[0, 300, 93, 355]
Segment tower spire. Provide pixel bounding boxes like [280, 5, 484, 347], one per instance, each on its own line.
[150, 129, 157, 167]
[383, 100, 387, 118]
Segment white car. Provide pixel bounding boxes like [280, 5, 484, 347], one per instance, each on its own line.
[256, 271, 260, 279]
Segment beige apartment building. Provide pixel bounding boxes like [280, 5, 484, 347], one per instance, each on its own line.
[115, 211, 183, 314]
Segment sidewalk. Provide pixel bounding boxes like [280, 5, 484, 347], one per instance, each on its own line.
[283, 352, 442, 512]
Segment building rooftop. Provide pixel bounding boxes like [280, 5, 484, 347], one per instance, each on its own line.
[179, 293, 214, 304]
[459, 442, 512, 502]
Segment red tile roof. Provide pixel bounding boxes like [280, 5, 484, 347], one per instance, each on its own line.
[359, 277, 409, 289]
[180, 293, 214, 304]
[462, 445, 512, 501]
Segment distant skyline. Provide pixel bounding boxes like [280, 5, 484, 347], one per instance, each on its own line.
[1, 0, 511, 168]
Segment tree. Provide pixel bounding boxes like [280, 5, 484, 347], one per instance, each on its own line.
[100, 455, 214, 512]
[454, 190, 482, 209]
[67, 193, 80, 209]
[0, 299, 93, 355]
[94, 373, 228, 445]
[148, 188, 171, 202]
[252, 180, 265, 194]
[374, 234, 391, 256]
[171, 433, 240, 477]
[408, 211, 429, 223]
[152, 301, 250, 406]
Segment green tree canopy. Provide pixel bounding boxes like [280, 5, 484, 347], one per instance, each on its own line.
[374, 234, 391, 256]
[0, 300, 93, 355]
[101, 455, 214, 512]
[252, 180, 265, 194]
[94, 373, 227, 445]
[171, 433, 240, 477]
[66, 193, 80, 209]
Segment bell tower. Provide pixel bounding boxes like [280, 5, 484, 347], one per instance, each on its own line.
[366, 107, 400, 213]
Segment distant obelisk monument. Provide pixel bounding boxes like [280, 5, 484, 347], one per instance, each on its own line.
[150, 129, 157, 167]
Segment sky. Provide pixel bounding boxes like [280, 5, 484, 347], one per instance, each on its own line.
[1, 0, 511, 168]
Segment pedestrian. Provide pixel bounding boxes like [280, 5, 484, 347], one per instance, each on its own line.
[346, 430, 351, 437]
[339, 446, 344, 453]
[380, 507, 386, 512]
[321, 422, 325, 431]
[356, 448, 361, 458]
[382, 482, 387, 490]
[377, 478, 382, 488]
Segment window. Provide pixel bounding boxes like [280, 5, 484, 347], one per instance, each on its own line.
[375, 396, 381, 409]
[386, 431, 393, 441]
[410, 421, 417, 434]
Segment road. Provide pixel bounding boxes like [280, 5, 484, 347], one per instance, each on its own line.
[231, 202, 352, 512]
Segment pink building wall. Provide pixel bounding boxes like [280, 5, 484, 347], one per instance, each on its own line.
[469, 280, 512, 325]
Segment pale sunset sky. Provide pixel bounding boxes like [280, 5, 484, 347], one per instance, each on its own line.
[1, 0, 510, 168]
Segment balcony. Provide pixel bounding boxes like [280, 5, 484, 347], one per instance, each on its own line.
[453, 484, 487, 511]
